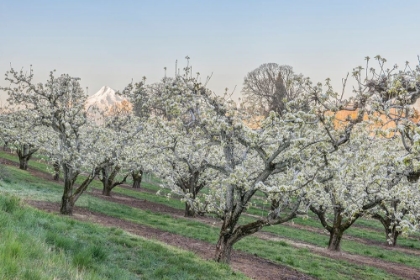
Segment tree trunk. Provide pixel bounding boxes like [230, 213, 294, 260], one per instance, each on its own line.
[60, 171, 96, 215]
[101, 168, 112, 196]
[100, 165, 128, 196]
[214, 236, 233, 264]
[270, 199, 279, 211]
[53, 161, 60, 181]
[372, 213, 400, 246]
[102, 187, 112, 196]
[184, 202, 196, 217]
[214, 234, 234, 264]
[60, 174, 75, 215]
[388, 230, 399, 246]
[16, 144, 37, 171]
[19, 157, 28, 170]
[385, 224, 399, 246]
[60, 194, 74, 215]
[328, 227, 344, 251]
[214, 216, 266, 263]
[132, 170, 143, 189]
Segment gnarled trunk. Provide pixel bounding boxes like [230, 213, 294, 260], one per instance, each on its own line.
[177, 170, 205, 218]
[311, 205, 356, 252]
[19, 157, 29, 170]
[215, 233, 235, 263]
[184, 202, 196, 217]
[16, 144, 38, 171]
[386, 225, 399, 246]
[101, 165, 128, 196]
[372, 201, 406, 246]
[53, 161, 60, 181]
[102, 186, 112, 196]
[60, 170, 75, 215]
[311, 198, 381, 252]
[215, 217, 266, 263]
[101, 165, 115, 196]
[60, 164, 97, 215]
[132, 170, 143, 189]
[214, 217, 242, 263]
[60, 193, 74, 215]
[328, 227, 344, 251]
[373, 214, 400, 246]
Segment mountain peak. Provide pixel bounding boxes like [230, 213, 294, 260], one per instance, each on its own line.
[92, 86, 115, 97]
[86, 86, 126, 112]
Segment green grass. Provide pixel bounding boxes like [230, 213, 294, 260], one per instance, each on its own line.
[4, 163, 418, 269]
[0, 164, 405, 280]
[0, 192, 246, 280]
[7, 148, 415, 246]
[0, 150, 50, 174]
[255, 218, 420, 268]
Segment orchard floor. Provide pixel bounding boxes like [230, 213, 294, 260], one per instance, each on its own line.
[2, 157, 420, 279]
[27, 200, 313, 280]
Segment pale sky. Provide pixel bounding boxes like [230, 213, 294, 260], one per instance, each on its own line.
[1, 0, 419, 105]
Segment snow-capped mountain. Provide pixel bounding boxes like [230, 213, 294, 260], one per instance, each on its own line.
[85, 86, 126, 112]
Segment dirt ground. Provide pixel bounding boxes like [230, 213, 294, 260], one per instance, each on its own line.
[3, 157, 420, 279]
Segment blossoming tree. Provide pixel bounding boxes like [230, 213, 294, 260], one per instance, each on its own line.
[2, 67, 108, 214]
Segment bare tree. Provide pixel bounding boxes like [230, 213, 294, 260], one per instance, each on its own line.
[242, 63, 306, 116]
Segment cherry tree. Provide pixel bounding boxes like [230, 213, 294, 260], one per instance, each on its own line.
[97, 114, 155, 196]
[117, 79, 152, 189]
[242, 63, 307, 116]
[0, 109, 49, 170]
[146, 62, 326, 263]
[152, 118, 219, 217]
[370, 177, 420, 246]
[2, 67, 108, 214]
[308, 55, 420, 249]
[357, 56, 420, 245]
[206, 108, 325, 263]
[307, 124, 401, 251]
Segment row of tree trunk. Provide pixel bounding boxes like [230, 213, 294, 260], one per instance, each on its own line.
[12, 149, 404, 261]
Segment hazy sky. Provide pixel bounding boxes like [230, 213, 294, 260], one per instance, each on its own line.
[1, 0, 419, 104]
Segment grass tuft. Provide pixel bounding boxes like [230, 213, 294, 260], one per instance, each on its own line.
[0, 194, 20, 213]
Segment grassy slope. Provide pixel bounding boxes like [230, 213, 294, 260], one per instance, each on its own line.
[7, 149, 420, 256]
[0, 176, 245, 279]
[0, 161, 406, 280]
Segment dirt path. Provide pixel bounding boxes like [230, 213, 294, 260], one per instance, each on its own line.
[88, 188, 223, 227]
[26, 200, 313, 280]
